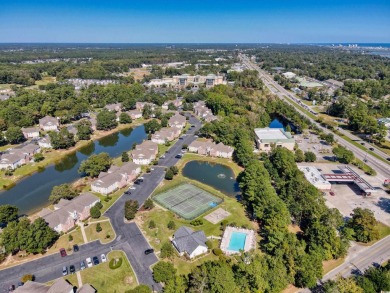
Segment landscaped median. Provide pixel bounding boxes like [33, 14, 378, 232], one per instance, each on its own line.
[63, 250, 138, 291]
[84, 220, 115, 244]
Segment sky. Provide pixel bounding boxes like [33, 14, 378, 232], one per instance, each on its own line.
[0, 0, 389, 43]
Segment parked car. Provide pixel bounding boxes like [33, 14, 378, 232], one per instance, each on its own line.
[8, 285, 15, 292]
[130, 186, 136, 190]
[101, 254, 107, 263]
[73, 244, 79, 252]
[69, 265, 76, 274]
[93, 256, 99, 265]
[62, 266, 68, 276]
[86, 257, 93, 268]
[60, 248, 67, 257]
[144, 249, 154, 255]
[160, 155, 166, 159]
[369, 148, 374, 151]
[17, 282, 24, 287]
[124, 190, 131, 195]
[330, 191, 335, 196]
[175, 154, 182, 159]
[387, 158, 390, 161]
[80, 261, 86, 270]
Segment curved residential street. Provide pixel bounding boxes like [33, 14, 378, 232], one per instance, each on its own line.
[0, 115, 202, 292]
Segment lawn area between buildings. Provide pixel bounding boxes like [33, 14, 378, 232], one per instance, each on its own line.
[84, 220, 115, 244]
[64, 250, 137, 292]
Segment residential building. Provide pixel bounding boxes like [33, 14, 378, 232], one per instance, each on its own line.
[0, 143, 41, 170]
[105, 103, 122, 112]
[145, 78, 174, 88]
[39, 116, 59, 131]
[135, 102, 156, 111]
[188, 140, 234, 158]
[171, 226, 208, 259]
[38, 135, 53, 148]
[168, 112, 186, 129]
[91, 162, 141, 195]
[127, 109, 143, 120]
[151, 127, 181, 144]
[162, 98, 183, 110]
[40, 192, 100, 233]
[254, 128, 295, 152]
[193, 101, 217, 122]
[21, 127, 40, 139]
[132, 140, 158, 165]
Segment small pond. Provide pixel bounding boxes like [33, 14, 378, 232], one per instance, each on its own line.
[182, 160, 240, 196]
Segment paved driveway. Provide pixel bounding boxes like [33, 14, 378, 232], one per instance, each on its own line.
[0, 114, 201, 292]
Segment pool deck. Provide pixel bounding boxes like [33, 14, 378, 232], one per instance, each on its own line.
[220, 226, 256, 255]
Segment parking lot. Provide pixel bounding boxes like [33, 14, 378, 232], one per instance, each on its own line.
[295, 133, 333, 162]
[300, 163, 390, 225]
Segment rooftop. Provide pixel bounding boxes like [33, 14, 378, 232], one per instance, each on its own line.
[254, 128, 293, 141]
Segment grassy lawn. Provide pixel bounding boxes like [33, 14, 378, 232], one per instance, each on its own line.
[47, 227, 85, 254]
[323, 257, 345, 275]
[64, 250, 137, 292]
[84, 221, 115, 244]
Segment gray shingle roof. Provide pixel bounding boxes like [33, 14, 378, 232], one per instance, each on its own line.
[172, 226, 207, 255]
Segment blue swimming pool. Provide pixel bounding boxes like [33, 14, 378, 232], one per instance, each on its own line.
[228, 231, 247, 251]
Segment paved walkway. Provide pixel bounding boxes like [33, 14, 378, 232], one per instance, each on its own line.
[79, 224, 88, 244]
[76, 271, 82, 287]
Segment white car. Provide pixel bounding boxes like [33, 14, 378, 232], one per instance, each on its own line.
[130, 186, 136, 190]
[86, 257, 93, 268]
[101, 254, 107, 263]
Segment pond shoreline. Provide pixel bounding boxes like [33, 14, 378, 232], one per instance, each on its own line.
[0, 121, 145, 191]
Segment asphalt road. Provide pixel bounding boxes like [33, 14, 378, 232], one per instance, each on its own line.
[322, 235, 390, 281]
[0, 114, 202, 292]
[240, 55, 390, 179]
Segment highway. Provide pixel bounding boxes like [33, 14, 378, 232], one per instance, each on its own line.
[240, 55, 390, 180]
[322, 235, 390, 281]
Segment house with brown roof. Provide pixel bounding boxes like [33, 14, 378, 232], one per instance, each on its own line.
[40, 192, 100, 233]
[127, 109, 143, 120]
[151, 127, 181, 144]
[105, 103, 122, 112]
[188, 140, 234, 158]
[39, 116, 59, 131]
[21, 127, 40, 139]
[38, 135, 53, 148]
[132, 140, 158, 165]
[168, 112, 186, 129]
[135, 101, 156, 111]
[91, 162, 141, 195]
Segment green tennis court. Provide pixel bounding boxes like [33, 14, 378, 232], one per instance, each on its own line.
[153, 183, 222, 220]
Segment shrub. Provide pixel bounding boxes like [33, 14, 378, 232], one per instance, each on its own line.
[96, 223, 102, 233]
[21, 274, 34, 283]
[95, 202, 103, 209]
[121, 151, 129, 162]
[182, 144, 188, 149]
[109, 257, 123, 269]
[33, 153, 44, 162]
[190, 219, 203, 226]
[167, 220, 176, 230]
[125, 200, 139, 220]
[126, 284, 152, 293]
[213, 248, 223, 256]
[169, 166, 179, 175]
[153, 261, 176, 283]
[165, 169, 174, 180]
[160, 241, 175, 259]
[106, 233, 111, 239]
[143, 198, 154, 210]
[148, 220, 156, 229]
[90, 206, 101, 219]
[68, 234, 73, 241]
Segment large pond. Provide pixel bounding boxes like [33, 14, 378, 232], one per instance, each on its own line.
[182, 160, 240, 197]
[0, 125, 147, 215]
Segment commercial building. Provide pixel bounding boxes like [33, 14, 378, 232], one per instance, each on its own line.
[254, 128, 295, 151]
[144, 74, 226, 88]
[298, 166, 332, 190]
[282, 72, 296, 79]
